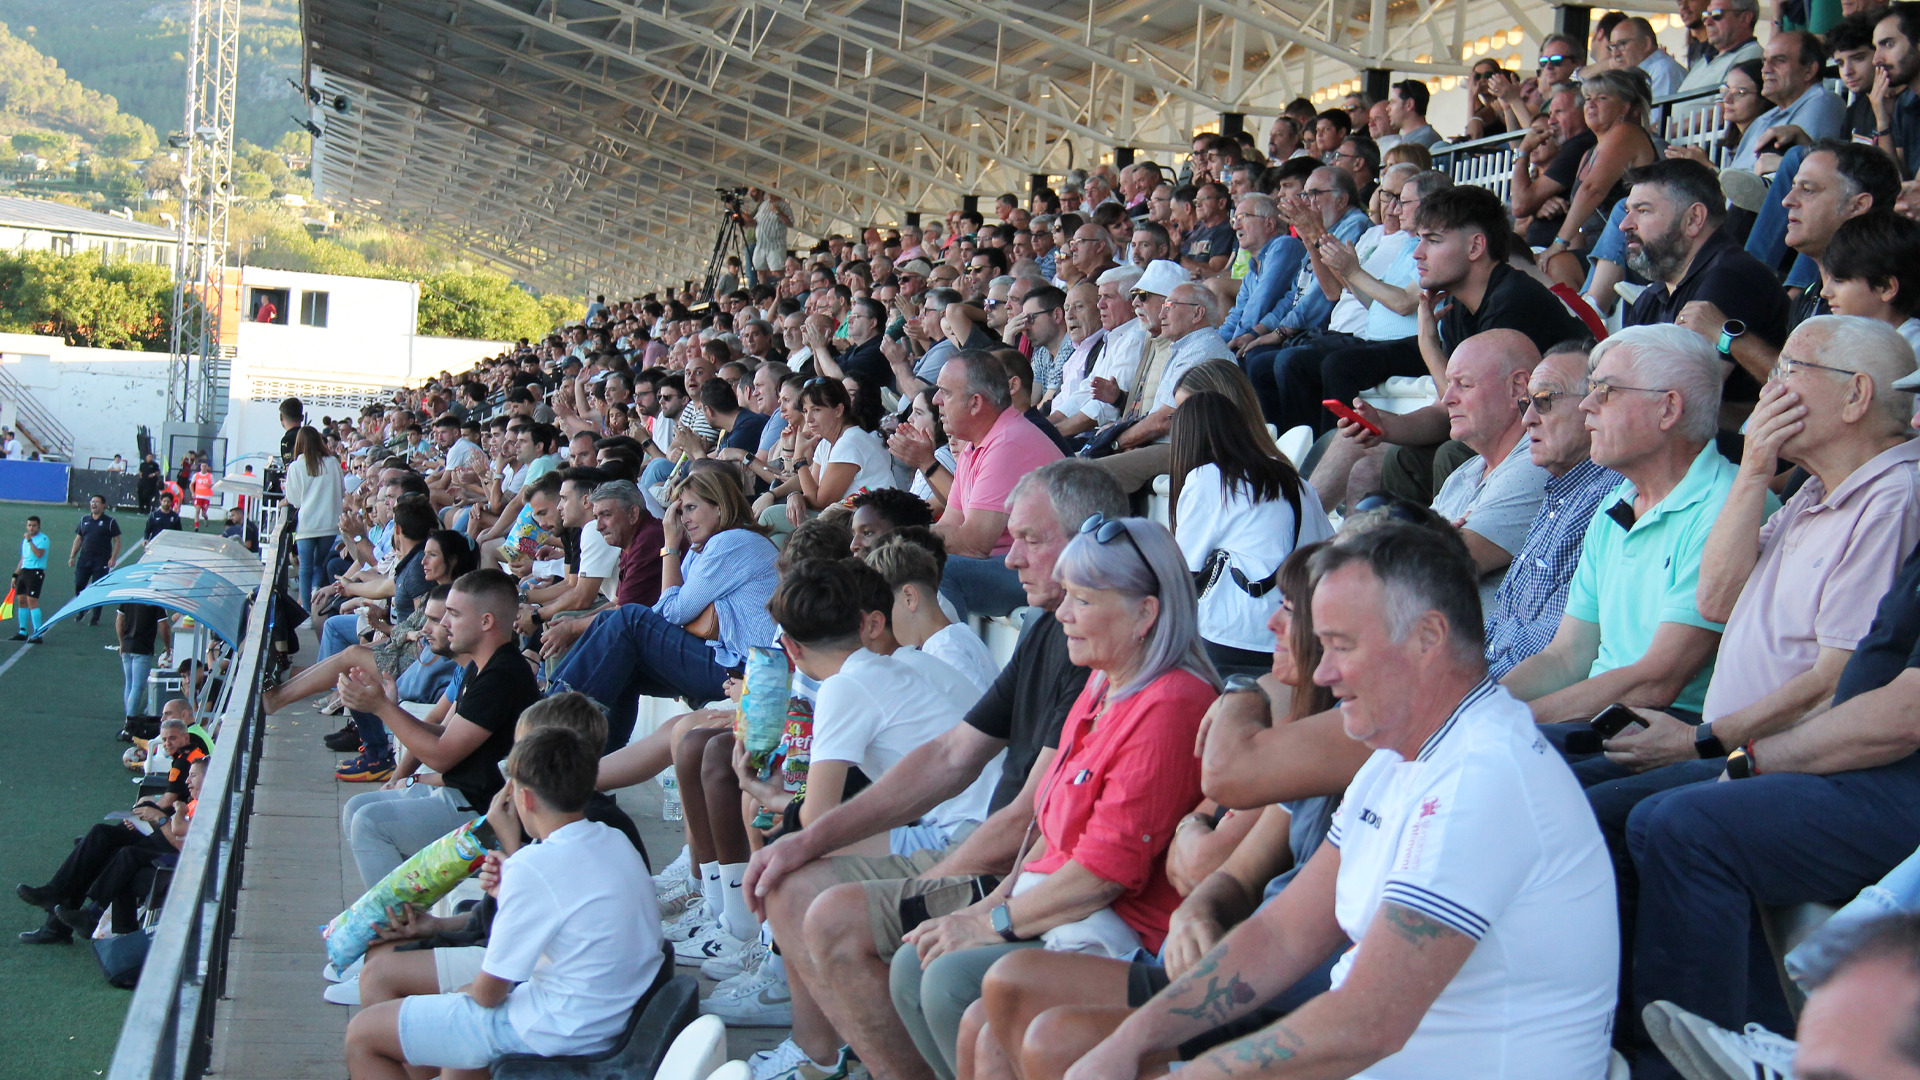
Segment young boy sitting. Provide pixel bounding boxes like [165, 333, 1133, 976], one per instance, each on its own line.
[1822, 211, 1920, 356]
[344, 725, 660, 1079]
[862, 528, 999, 692]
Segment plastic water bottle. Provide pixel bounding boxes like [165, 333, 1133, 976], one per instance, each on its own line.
[659, 769, 683, 822]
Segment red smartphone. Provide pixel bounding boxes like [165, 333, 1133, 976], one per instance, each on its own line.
[1323, 399, 1382, 437]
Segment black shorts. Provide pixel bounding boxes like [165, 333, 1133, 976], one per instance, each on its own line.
[13, 568, 43, 598]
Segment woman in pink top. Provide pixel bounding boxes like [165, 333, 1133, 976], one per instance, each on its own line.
[890, 515, 1220, 1079]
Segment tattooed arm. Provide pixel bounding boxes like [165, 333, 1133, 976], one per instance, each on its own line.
[1065, 844, 1348, 1080]
[1176, 901, 1475, 1080]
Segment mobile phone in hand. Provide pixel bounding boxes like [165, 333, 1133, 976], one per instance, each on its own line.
[1322, 399, 1382, 437]
[1589, 703, 1649, 739]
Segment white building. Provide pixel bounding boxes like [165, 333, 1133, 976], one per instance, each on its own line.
[0, 196, 177, 266]
[0, 265, 503, 468]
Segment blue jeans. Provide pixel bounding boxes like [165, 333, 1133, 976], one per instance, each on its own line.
[1747, 144, 1807, 272]
[296, 535, 338, 612]
[640, 456, 676, 517]
[120, 652, 154, 718]
[938, 554, 1027, 622]
[320, 612, 359, 662]
[549, 604, 733, 751]
[1242, 331, 1367, 433]
[1627, 751, 1920, 1077]
[1787, 839, 1920, 987]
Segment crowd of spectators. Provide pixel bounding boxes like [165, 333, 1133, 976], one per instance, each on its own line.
[44, 5, 1920, 1077]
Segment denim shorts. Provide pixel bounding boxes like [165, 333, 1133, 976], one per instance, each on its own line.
[397, 991, 534, 1069]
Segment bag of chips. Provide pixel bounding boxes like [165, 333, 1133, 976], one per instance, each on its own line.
[738, 646, 791, 773]
[321, 818, 498, 969]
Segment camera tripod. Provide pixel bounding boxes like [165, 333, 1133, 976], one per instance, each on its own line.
[701, 198, 746, 303]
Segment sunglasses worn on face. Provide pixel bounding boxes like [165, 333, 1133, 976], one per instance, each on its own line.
[1526, 389, 1579, 414]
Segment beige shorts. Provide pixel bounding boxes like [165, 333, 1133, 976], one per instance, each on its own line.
[433, 945, 488, 992]
[832, 848, 998, 963]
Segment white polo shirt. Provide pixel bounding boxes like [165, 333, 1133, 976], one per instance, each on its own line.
[578, 519, 620, 601]
[1326, 679, 1617, 1080]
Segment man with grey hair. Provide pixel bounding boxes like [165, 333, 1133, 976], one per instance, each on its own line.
[1072, 523, 1617, 1080]
[1576, 313, 1920, 883]
[742, 461, 1125, 1080]
[1676, 0, 1763, 95]
[531, 477, 663, 661]
[1097, 279, 1235, 494]
[1056, 263, 1145, 437]
[1219, 192, 1305, 352]
[1502, 325, 1741, 730]
[1608, 16, 1686, 99]
[931, 351, 1066, 619]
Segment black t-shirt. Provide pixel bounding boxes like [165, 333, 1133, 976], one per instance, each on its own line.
[1524, 131, 1598, 248]
[962, 612, 1091, 813]
[1181, 222, 1238, 266]
[119, 602, 164, 656]
[1624, 229, 1789, 405]
[1789, 274, 1830, 332]
[165, 732, 210, 800]
[724, 411, 770, 452]
[137, 461, 161, 484]
[1834, 543, 1920, 705]
[145, 509, 181, 541]
[835, 336, 892, 392]
[1889, 90, 1920, 180]
[440, 645, 542, 811]
[75, 513, 121, 565]
[1439, 262, 1589, 357]
[279, 427, 299, 463]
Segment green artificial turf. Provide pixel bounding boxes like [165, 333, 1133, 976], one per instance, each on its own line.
[0, 500, 160, 1079]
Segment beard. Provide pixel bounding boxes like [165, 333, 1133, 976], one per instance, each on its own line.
[1624, 223, 1690, 282]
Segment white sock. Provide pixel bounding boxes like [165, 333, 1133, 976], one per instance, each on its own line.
[700, 861, 722, 919]
[720, 862, 755, 940]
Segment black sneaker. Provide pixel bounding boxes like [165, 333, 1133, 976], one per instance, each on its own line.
[323, 724, 362, 752]
[53, 904, 100, 937]
[18, 924, 72, 945]
[16, 883, 56, 911]
[9, 632, 25, 641]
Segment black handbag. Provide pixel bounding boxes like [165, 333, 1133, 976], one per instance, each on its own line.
[1077, 417, 1141, 459]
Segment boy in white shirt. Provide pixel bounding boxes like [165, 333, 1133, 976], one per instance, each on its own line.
[344, 727, 661, 1078]
[863, 528, 1001, 693]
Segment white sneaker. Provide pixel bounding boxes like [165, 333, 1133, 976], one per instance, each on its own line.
[748, 1039, 810, 1080]
[322, 956, 365, 984]
[323, 976, 361, 1005]
[673, 919, 750, 965]
[700, 958, 794, 1026]
[1676, 1010, 1797, 1080]
[663, 903, 712, 943]
[654, 846, 694, 898]
[704, 937, 769, 982]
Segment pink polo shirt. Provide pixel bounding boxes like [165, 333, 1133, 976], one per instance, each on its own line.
[1702, 438, 1920, 723]
[947, 407, 1066, 556]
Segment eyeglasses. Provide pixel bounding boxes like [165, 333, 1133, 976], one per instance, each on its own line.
[1302, 188, 1340, 200]
[1078, 513, 1150, 567]
[1163, 299, 1208, 310]
[1585, 378, 1669, 403]
[1705, 8, 1733, 19]
[1538, 53, 1572, 67]
[1772, 356, 1855, 381]
[1525, 389, 1580, 414]
[1230, 211, 1278, 222]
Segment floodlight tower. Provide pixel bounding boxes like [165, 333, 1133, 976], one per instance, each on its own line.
[164, 0, 242, 457]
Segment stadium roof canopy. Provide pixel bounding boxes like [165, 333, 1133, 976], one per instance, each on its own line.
[302, 0, 1593, 294]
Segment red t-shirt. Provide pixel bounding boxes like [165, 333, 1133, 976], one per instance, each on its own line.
[615, 511, 666, 608]
[1024, 668, 1214, 952]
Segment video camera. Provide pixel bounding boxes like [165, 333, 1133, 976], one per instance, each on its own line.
[716, 186, 749, 209]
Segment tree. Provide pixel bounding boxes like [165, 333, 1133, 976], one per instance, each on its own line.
[416, 270, 552, 341]
[10, 130, 71, 163]
[0, 249, 171, 349]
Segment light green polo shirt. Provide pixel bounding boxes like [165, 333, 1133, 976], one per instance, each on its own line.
[1562, 443, 1767, 715]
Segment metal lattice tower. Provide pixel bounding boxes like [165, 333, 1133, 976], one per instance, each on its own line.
[166, 0, 241, 432]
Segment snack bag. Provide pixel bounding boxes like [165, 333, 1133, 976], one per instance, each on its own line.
[779, 695, 813, 796]
[321, 818, 498, 969]
[739, 646, 790, 772]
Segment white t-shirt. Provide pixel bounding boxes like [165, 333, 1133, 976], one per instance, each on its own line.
[1326, 680, 1617, 1080]
[578, 519, 620, 600]
[445, 438, 481, 473]
[484, 819, 662, 1057]
[819, 426, 899, 496]
[917, 623, 1001, 693]
[810, 647, 997, 832]
[1176, 465, 1335, 653]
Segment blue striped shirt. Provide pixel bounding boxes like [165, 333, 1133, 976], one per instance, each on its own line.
[655, 527, 781, 668]
[1483, 458, 1621, 680]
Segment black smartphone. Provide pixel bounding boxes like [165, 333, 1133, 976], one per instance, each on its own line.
[1589, 703, 1649, 739]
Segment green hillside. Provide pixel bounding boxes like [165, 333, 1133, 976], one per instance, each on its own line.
[0, 0, 299, 150]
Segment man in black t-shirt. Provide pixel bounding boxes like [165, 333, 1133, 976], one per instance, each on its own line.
[69, 495, 120, 625]
[742, 461, 1124, 1080]
[143, 492, 182, 542]
[336, 569, 540, 888]
[1516, 85, 1597, 250]
[116, 602, 168, 723]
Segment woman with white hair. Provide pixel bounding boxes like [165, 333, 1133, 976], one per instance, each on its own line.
[887, 515, 1220, 1080]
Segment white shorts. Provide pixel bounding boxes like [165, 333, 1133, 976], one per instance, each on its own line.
[434, 945, 488, 992]
[396, 991, 534, 1070]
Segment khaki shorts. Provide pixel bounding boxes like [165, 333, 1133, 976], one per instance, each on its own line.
[832, 848, 998, 963]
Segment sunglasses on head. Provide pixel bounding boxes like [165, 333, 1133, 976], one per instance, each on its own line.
[1352, 494, 1429, 524]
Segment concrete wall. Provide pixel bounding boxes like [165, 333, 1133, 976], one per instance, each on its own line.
[0, 332, 170, 467]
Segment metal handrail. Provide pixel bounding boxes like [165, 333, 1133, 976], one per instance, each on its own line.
[1435, 84, 1731, 198]
[0, 362, 74, 460]
[107, 519, 291, 1080]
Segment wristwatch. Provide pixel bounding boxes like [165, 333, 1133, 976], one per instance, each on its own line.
[660, 547, 681, 558]
[1222, 673, 1271, 706]
[990, 903, 1021, 943]
[1716, 319, 1746, 360]
[1693, 721, 1727, 759]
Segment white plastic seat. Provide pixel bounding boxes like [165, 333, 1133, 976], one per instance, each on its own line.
[1357, 375, 1438, 415]
[654, 1014, 727, 1080]
[705, 1062, 751, 1080]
